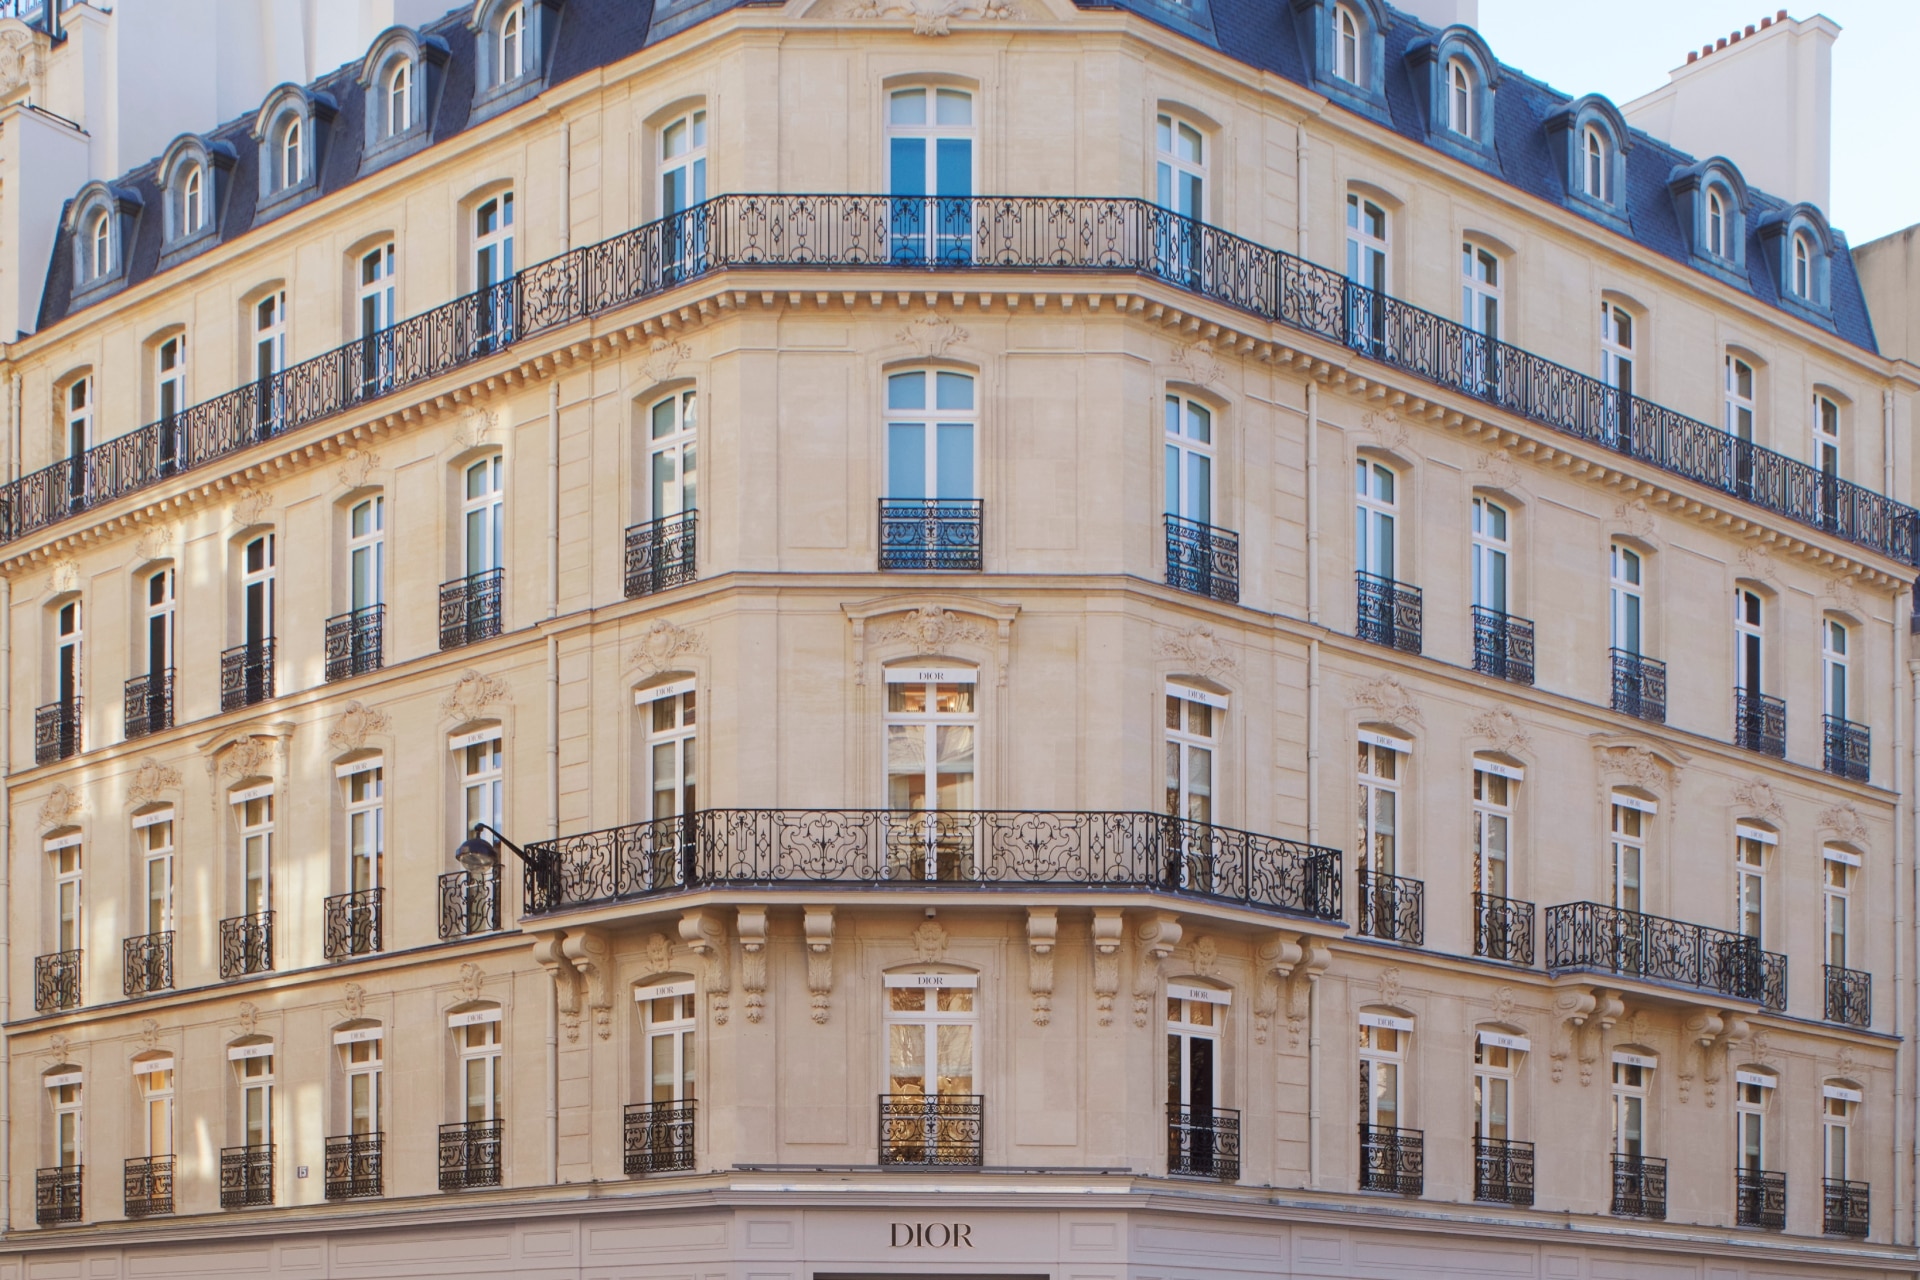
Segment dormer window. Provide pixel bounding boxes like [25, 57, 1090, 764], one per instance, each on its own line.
[500, 4, 525, 82]
[87, 211, 110, 280]
[278, 118, 302, 192]
[1447, 58, 1473, 135]
[1708, 190, 1726, 258]
[1583, 125, 1607, 200]
[1406, 26, 1498, 156]
[1335, 4, 1360, 82]
[1757, 202, 1834, 316]
[182, 167, 203, 235]
[387, 61, 412, 136]
[1792, 231, 1813, 299]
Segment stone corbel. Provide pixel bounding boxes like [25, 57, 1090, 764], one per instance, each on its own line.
[1026, 908, 1057, 1026]
[679, 909, 732, 1025]
[1678, 1010, 1725, 1105]
[738, 907, 769, 1024]
[1549, 988, 1596, 1084]
[1090, 908, 1124, 1026]
[530, 931, 584, 1043]
[1132, 912, 1182, 1028]
[1576, 989, 1625, 1087]
[1253, 933, 1298, 1044]
[559, 927, 614, 1040]
[804, 906, 834, 1024]
[1703, 1011, 1750, 1110]
[1283, 936, 1332, 1051]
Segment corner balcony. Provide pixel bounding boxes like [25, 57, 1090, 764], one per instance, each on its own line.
[1355, 572, 1421, 654]
[880, 499, 982, 572]
[625, 511, 699, 596]
[219, 640, 274, 712]
[1823, 714, 1869, 780]
[1164, 515, 1239, 603]
[1736, 1168, 1786, 1230]
[624, 1101, 696, 1176]
[324, 606, 384, 681]
[880, 1094, 982, 1167]
[1470, 606, 1534, 684]
[1167, 1105, 1240, 1181]
[1734, 689, 1786, 758]
[123, 669, 172, 739]
[1545, 902, 1786, 1009]
[1610, 650, 1665, 723]
[34, 698, 81, 764]
[34, 949, 80, 1011]
[122, 931, 173, 996]
[1612, 1153, 1666, 1219]
[439, 568, 503, 650]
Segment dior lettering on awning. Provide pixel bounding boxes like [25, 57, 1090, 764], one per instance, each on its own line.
[890, 1222, 974, 1248]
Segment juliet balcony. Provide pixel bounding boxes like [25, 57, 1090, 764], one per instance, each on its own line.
[1473, 1136, 1533, 1206]
[1734, 689, 1786, 758]
[1355, 572, 1421, 654]
[219, 640, 274, 712]
[1736, 1168, 1787, 1230]
[1610, 650, 1665, 723]
[439, 568, 503, 650]
[1355, 870, 1424, 945]
[220, 1145, 272, 1209]
[123, 931, 173, 996]
[1472, 892, 1535, 966]
[880, 499, 982, 572]
[879, 1094, 983, 1167]
[1611, 1153, 1666, 1219]
[1470, 606, 1534, 685]
[626, 511, 699, 596]
[439, 1119, 503, 1191]
[1824, 1177, 1869, 1238]
[34, 949, 80, 1011]
[219, 912, 273, 979]
[325, 1133, 383, 1200]
[123, 1156, 172, 1218]
[324, 889, 383, 959]
[123, 669, 172, 739]
[1164, 514, 1239, 603]
[1167, 1105, 1240, 1181]
[1825, 963, 1871, 1027]
[1823, 713, 1869, 781]
[35, 1166, 81, 1226]
[439, 869, 502, 938]
[325, 605, 384, 681]
[34, 698, 81, 764]
[1544, 902, 1786, 1010]
[1358, 1124, 1422, 1196]
[624, 1101, 697, 1176]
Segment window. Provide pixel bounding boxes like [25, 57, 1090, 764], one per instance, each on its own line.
[54, 599, 81, 708]
[139, 1063, 173, 1157]
[660, 111, 707, 216]
[475, 191, 515, 292]
[460, 1017, 503, 1120]
[1345, 194, 1388, 293]
[885, 668, 976, 813]
[1472, 765, 1511, 900]
[240, 795, 273, 918]
[1461, 242, 1499, 338]
[648, 391, 698, 524]
[1473, 1039, 1514, 1143]
[464, 456, 504, 576]
[461, 732, 504, 836]
[1824, 620, 1849, 719]
[156, 336, 186, 425]
[253, 290, 287, 430]
[359, 244, 396, 338]
[1354, 460, 1396, 579]
[1358, 1019, 1404, 1129]
[1583, 125, 1608, 201]
[1708, 190, 1728, 259]
[1735, 1073, 1772, 1172]
[350, 497, 384, 613]
[1735, 588, 1763, 695]
[887, 370, 975, 504]
[181, 165, 204, 236]
[1156, 114, 1204, 221]
[276, 116, 302, 192]
[1824, 1090, 1854, 1180]
[1814, 395, 1840, 479]
[52, 1078, 81, 1168]
[345, 1038, 381, 1137]
[52, 841, 81, 952]
[1612, 1058, 1648, 1156]
[885, 977, 976, 1100]
[1792, 232, 1813, 299]
[498, 3, 526, 83]
[1167, 991, 1220, 1117]
[242, 533, 275, 650]
[65, 377, 91, 461]
[347, 767, 384, 894]
[645, 686, 696, 822]
[1164, 687, 1216, 825]
[643, 989, 696, 1103]
[1446, 58, 1473, 135]
[887, 87, 973, 260]
[1736, 831, 1767, 944]
[386, 60, 412, 137]
[143, 817, 174, 935]
[1471, 496, 1508, 613]
[1356, 739, 1400, 880]
[1724, 356, 1754, 442]
[1609, 544, 1643, 654]
[144, 568, 173, 677]
[1824, 852, 1852, 968]
[88, 211, 110, 280]
[1334, 3, 1361, 82]
[1601, 304, 1634, 398]
[1610, 795, 1645, 912]
[1164, 395, 1213, 526]
[241, 1052, 274, 1148]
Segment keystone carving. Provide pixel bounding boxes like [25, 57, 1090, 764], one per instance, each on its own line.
[645, 933, 674, 974]
[230, 487, 273, 529]
[0, 26, 48, 97]
[1733, 778, 1785, 825]
[804, 907, 835, 1023]
[336, 448, 382, 491]
[1818, 802, 1870, 850]
[38, 783, 86, 830]
[218, 736, 278, 781]
[441, 670, 510, 724]
[1090, 908, 1124, 1026]
[1026, 909, 1057, 1026]
[133, 523, 176, 564]
[1469, 706, 1531, 758]
[643, 338, 692, 383]
[680, 910, 732, 1025]
[1353, 675, 1423, 729]
[458, 962, 486, 1003]
[1171, 339, 1222, 387]
[898, 313, 968, 356]
[910, 919, 949, 962]
[841, 0, 1017, 36]
[877, 605, 990, 654]
[126, 760, 182, 810]
[738, 908, 769, 1024]
[43, 558, 78, 597]
[342, 983, 366, 1021]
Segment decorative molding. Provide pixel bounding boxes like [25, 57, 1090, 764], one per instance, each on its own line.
[218, 736, 278, 781]
[1821, 575, 1864, 616]
[804, 907, 835, 1024]
[1171, 339, 1222, 387]
[898, 312, 969, 356]
[1190, 935, 1219, 979]
[1026, 908, 1056, 1026]
[1818, 802, 1870, 850]
[1132, 913, 1181, 1027]
[1474, 448, 1521, 491]
[126, 760, 182, 811]
[1613, 498, 1655, 539]
[530, 935, 583, 1042]
[680, 910, 732, 1025]
[1731, 778, 1785, 824]
[451, 406, 498, 453]
[335, 448, 383, 491]
[1834, 1046, 1858, 1080]
[1360, 409, 1408, 454]
[1736, 542, 1778, 583]
[645, 933, 674, 974]
[628, 619, 707, 677]
[1468, 706, 1531, 758]
[234, 1002, 260, 1037]
[1490, 985, 1515, 1022]
[1253, 934, 1298, 1045]
[137, 1020, 160, 1052]
[1679, 1010, 1722, 1105]
[1155, 624, 1238, 683]
[328, 701, 392, 754]
[561, 928, 615, 1039]
[458, 962, 486, 1003]
[1091, 908, 1123, 1027]
[37, 783, 86, 830]
[1353, 674, 1424, 729]
[840, 0, 1017, 36]
[230, 487, 274, 529]
[0, 26, 48, 97]
[1593, 742, 1676, 793]
[342, 983, 367, 1021]
[1376, 967, 1402, 1008]
[738, 908, 769, 1024]
[133, 523, 176, 565]
[877, 605, 991, 654]
[910, 919, 950, 963]
[1283, 937, 1330, 1050]
[642, 338, 692, 383]
[48, 1033, 71, 1062]
[44, 558, 78, 597]
[441, 669, 511, 724]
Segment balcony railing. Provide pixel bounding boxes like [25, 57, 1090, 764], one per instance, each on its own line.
[880, 499, 983, 572]
[1167, 1105, 1240, 1181]
[34, 698, 81, 764]
[1736, 1167, 1787, 1230]
[439, 869, 502, 938]
[1611, 1153, 1666, 1219]
[123, 669, 172, 739]
[1356, 870, 1424, 945]
[218, 912, 273, 979]
[219, 640, 274, 712]
[624, 1101, 697, 1176]
[625, 511, 699, 596]
[324, 1133, 383, 1199]
[324, 888, 383, 959]
[1358, 1124, 1422, 1195]
[123, 1155, 173, 1218]
[123, 931, 173, 996]
[879, 1094, 983, 1166]
[324, 605, 384, 681]
[1545, 902, 1787, 1008]
[1610, 650, 1665, 722]
[1734, 689, 1786, 758]
[1474, 1136, 1534, 1206]
[35, 1166, 81, 1225]
[1164, 514, 1239, 602]
[1825, 963, 1871, 1027]
[1355, 572, 1422, 654]
[1472, 892, 1535, 966]
[522, 808, 1342, 922]
[34, 949, 80, 1011]
[1823, 714, 1869, 780]
[439, 1118, 503, 1190]
[439, 568, 503, 650]
[219, 1144, 273, 1208]
[1824, 1177, 1869, 1238]
[1471, 606, 1534, 684]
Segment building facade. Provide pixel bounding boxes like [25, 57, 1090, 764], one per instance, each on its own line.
[0, 1, 1914, 1278]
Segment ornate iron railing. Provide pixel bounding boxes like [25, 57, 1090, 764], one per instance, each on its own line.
[1612, 1153, 1666, 1219]
[1737, 1167, 1787, 1229]
[1735, 689, 1786, 758]
[879, 499, 983, 572]
[1823, 714, 1869, 780]
[439, 568, 503, 650]
[1610, 649, 1666, 723]
[1358, 1124, 1421, 1195]
[124, 669, 172, 739]
[219, 1144, 273, 1208]
[34, 698, 81, 764]
[439, 869, 502, 938]
[522, 808, 1342, 922]
[624, 1100, 697, 1175]
[324, 606, 384, 681]
[439, 1119, 503, 1190]
[1545, 902, 1786, 1008]
[35, 1166, 81, 1225]
[1825, 963, 1871, 1027]
[324, 888, 383, 958]
[879, 1094, 983, 1166]
[1471, 606, 1534, 685]
[219, 640, 274, 711]
[1355, 572, 1421, 654]
[1824, 1176, 1869, 1238]
[1474, 1136, 1533, 1206]
[325, 1133, 383, 1199]
[123, 931, 173, 996]
[218, 912, 273, 979]
[1472, 892, 1534, 965]
[1167, 1105, 1240, 1181]
[123, 1155, 173, 1218]
[1356, 870, 1423, 945]
[34, 949, 80, 1011]
[1164, 514, 1239, 602]
[625, 511, 699, 596]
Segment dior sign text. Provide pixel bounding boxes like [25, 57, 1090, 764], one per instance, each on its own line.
[891, 1223, 974, 1248]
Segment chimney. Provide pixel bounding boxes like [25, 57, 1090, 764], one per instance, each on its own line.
[1390, 0, 1479, 31]
[1622, 11, 1837, 212]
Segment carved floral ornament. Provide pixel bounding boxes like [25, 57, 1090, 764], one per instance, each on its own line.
[1592, 740, 1680, 794]
[628, 619, 707, 677]
[1469, 706, 1531, 757]
[38, 783, 86, 830]
[217, 736, 279, 781]
[846, 597, 1017, 687]
[837, 0, 1017, 35]
[230, 487, 274, 529]
[898, 313, 968, 357]
[1818, 802, 1870, 851]
[1171, 340, 1222, 388]
[1353, 674, 1423, 730]
[127, 759, 184, 810]
[0, 26, 47, 97]
[1155, 623, 1237, 683]
[1731, 778, 1785, 825]
[643, 338, 692, 383]
[879, 605, 990, 652]
[329, 701, 392, 754]
[134, 523, 177, 565]
[336, 448, 383, 492]
[441, 669, 511, 724]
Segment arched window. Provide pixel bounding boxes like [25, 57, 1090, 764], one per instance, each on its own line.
[1470, 760, 1521, 961]
[1156, 113, 1205, 221]
[464, 454, 504, 576]
[1813, 395, 1840, 478]
[1165, 682, 1221, 826]
[88, 211, 110, 280]
[1583, 125, 1608, 201]
[1167, 981, 1230, 1176]
[1164, 395, 1213, 527]
[1358, 1009, 1412, 1191]
[1735, 823, 1773, 945]
[1356, 730, 1407, 940]
[1462, 241, 1500, 338]
[1724, 355, 1754, 442]
[1473, 1029, 1527, 1200]
[1470, 495, 1508, 614]
[883, 369, 976, 568]
[387, 60, 412, 137]
[1447, 58, 1473, 135]
[1355, 459, 1396, 579]
[1345, 194, 1389, 293]
[1707, 189, 1727, 258]
[277, 116, 302, 192]
[886, 86, 974, 261]
[1334, 3, 1361, 83]
[660, 110, 707, 217]
[1734, 1066, 1777, 1198]
[499, 3, 525, 83]
[135, 1056, 173, 1170]
[1792, 231, 1813, 299]
[1611, 1049, 1653, 1166]
[181, 166, 203, 235]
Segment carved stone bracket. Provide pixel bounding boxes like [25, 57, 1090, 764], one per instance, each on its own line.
[1283, 938, 1332, 1051]
[1253, 933, 1302, 1045]
[531, 932, 584, 1043]
[1132, 912, 1182, 1028]
[1026, 908, 1057, 1026]
[680, 910, 732, 1025]
[738, 907, 769, 1024]
[804, 906, 835, 1024]
[1678, 1010, 1723, 1105]
[560, 928, 614, 1040]
[1702, 1012, 1751, 1110]
[1550, 986, 1621, 1086]
[1091, 908, 1123, 1026]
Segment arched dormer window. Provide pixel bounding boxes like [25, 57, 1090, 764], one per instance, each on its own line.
[1547, 96, 1630, 222]
[1334, 3, 1360, 82]
[1406, 26, 1499, 158]
[500, 5, 524, 79]
[1668, 157, 1750, 281]
[279, 117, 302, 191]
[471, 0, 555, 106]
[1584, 126, 1606, 199]
[1708, 190, 1727, 256]
[1757, 202, 1835, 318]
[359, 28, 449, 159]
[1446, 58, 1473, 135]
[1291, 0, 1388, 107]
[253, 85, 337, 206]
[182, 167, 203, 234]
[68, 181, 141, 296]
[388, 61, 412, 135]
[87, 211, 109, 278]
[157, 134, 235, 251]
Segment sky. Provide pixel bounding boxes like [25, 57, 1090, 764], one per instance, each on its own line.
[1476, 0, 1920, 246]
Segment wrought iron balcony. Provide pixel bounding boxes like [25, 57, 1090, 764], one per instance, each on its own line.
[324, 1133, 383, 1199]
[123, 931, 173, 996]
[34, 949, 80, 1011]
[1611, 1153, 1666, 1219]
[1358, 1124, 1422, 1195]
[1356, 870, 1424, 945]
[219, 1144, 272, 1208]
[439, 869, 502, 938]
[1545, 902, 1787, 1008]
[1734, 689, 1786, 758]
[1473, 892, 1535, 966]
[218, 912, 273, 979]
[522, 808, 1342, 922]
[35, 1166, 81, 1225]
[1610, 649, 1665, 723]
[324, 889, 383, 959]
[880, 499, 983, 572]
[625, 510, 699, 596]
[219, 640, 274, 711]
[439, 568, 503, 650]
[879, 1094, 983, 1166]
[1471, 606, 1534, 684]
[1823, 714, 1869, 780]
[1824, 1177, 1869, 1238]
[123, 669, 172, 739]
[1736, 1167, 1787, 1230]
[34, 698, 81, 764]
[1474, 1136, 1534, 1206]
[439, 1118, 503, 1190]
[1164, 514, 1239, 602]
[123, 1155, 173, 1218]
[1355, 572, 1422, 654]
[1167, 1105, 1240, 1181]
[624, 1100, 696, 1176]
[1825, 963, 1871, 1027]
[324, 605, 384, 681]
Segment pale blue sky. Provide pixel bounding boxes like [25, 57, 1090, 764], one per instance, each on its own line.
[1477, 1, 1919, 246]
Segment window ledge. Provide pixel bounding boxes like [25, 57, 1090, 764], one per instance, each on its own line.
[469, 76, 545, 125]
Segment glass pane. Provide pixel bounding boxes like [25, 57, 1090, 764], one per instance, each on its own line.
[887, 371, 925, 410]
[935, 138, 971, 198]
[1186, 453, 1211, 526]
[934, 88, 971, 125]
[888, 424, 926, 500]
[935, 424, 973, 499]
[889, 137, 925, 196]
[934, 725, 974, 810]
[889, 88, 926, 126]
[889, 1024, 926, 1092]
[887, 725, 929, 810]
[935, 1023, 973, 1094]
[935, 371, 973, 410]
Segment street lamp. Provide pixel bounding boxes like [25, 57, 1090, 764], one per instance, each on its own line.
[455, 822, 535, 874]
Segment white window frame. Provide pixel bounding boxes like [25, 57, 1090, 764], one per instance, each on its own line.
[52, 1079, 82, 1167]
[1356, 738, 1401, 879]
[386, 59, 412, 137]
[242, 532, 275, 649]
[345, 1037, 382, 1135]
[1601, 303, 1634, 397]
[1345, 194, 1389, 293]
[1814, 395, 1840, 478]
[1164, 686, 1217, 826]
[1583, 124, 1608, 200]
[498, 3, 526, 83]
[1724, 354, 1755, 442]
[1708, 189, 1727, 258]
[1824, 855, 1851, 969]
[1164, 395, 1214, 526]
[884, 667, 978, 817]
[1735, 1074, 1773, 1171]
[1736, 833, 1767, 945]
[1610, 797, 1644, 913]
[1166, 992, 1222, 1112]
[182, 165, 204, 236]
[1446, 58, 1473, 135]
[460, 732, 504, 838]
[359, 244, 396, 338]
[1461, 241, 1500, 338]
[139, 1063, 173, 1157]
[278, 115, 302, 192]
[1155, 113, 1205, 221]
[1823, 1092, 1853, 1180]
[647, 390, 698, 522]
[1355, 459, 1397, 580]
[458, 1017, 503, 1122]
[240, 1052, 274, 1149]
[884, 978, 978, 1098]
[1470, 495, 1508, 614]
[1609, 543, 1643, 654]
[1472, 1038, 1515, 1140]
[1735, 588, 1764, 695]
[88, 211, 109, 280]
[239, 794, 273, 919]
[660, 110, 708, 216]
[884, 369, 977, 503]
[52, 842, 82, 953]
[65, 376, 92, 460]
[254, 289, 287, 391]
[1334, 3, 1361, 83]
[156, 335, 186, 424]
[1824, 619, 1849, 719]
[1612, 1059, 1649, 1156]
[144, 568, 173, 676]
[463, 455, 505, 576]
[1358, 1020, 1405, 1129]
[641, 988, 697, 1103]
[645, 686, 696, 823]
[1472, 763, 1511, 899]
[475, 192, 516, 289]
[1792, 232, 1813, 299]
[143, 817, 174, 936]
[54, 598, 82, 706]
[350, 495, 385, 612]
[346, 766, 384, 893]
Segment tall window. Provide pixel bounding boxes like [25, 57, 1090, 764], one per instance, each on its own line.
[54, 599, 81, 708]
[1334, 4, 1360, 82]
[648, 391, 698, 524]
[142, 817, 174, 936]
[885, 976, 976, 1100]
[462, 732, 504, 836]
[1612, 1058, 1648, 1155]
[277, 117, 302, 191]
[156, 337, 185, 426]
[1724, 355, 1755, 442]
[1155, 114, 1205, 221]
[181, 166, 204, 236]
[242, 534, 275, 651]
[1446, 59, 1473, 135]
[1167, 990, 1221, 1118]
[1471, 497, 1508, 613]
[1824, 851, 1852, 969]
[1734, 588, 1763, 695]
[88, 212, 109, 279]
[52, 841, 81, 952]
[464, 456, 505, 576]
[347, 767, 384, 894]
[1609, 544, 1643, 654]
[1358, 1018, 1404, 1129]
[346, 1038, 381, 1137]
[645, 686, 696, 822]
[459, 1016, 503, 1121]
[1345, 195, 1388, 293]
[1735, 830, 1768, 944]
[1610, 795, 1646, 912]
[1824, 1089, 1855, 1180]
[1824, 619, 1849, 719]
[1707, 190, 1727, 259]
[1600, 303, 1634, 397]
[1472, 765, 1511, 899]
[52, 1078, 81, 1168]
[886, 87, 973, 260]
[359, 245, 396, 337]
[1583, 125, 1608, 200]
[1473, 1039, 1514, 1143]
[660, 111, 707, 216]
[498, 3, 526, 82]
[643, 987, 696, 1103]
[1792, 232, 1813, 299]
[886, 370, 975, 504]
[1164, 686, 1216, 826]
[1814, 395, 1840, 479]
[1735, 1073, 1771, 1172]
[144, 569, 173, 678]
[1356, 739, 1400, 880]
[475, 192, 516, 291]
[386, 61, 412, 137]
[139, 1063, 173, 1157]
[240, 1051, 274, 1150]
[65, 377, 91, 460]
[1164, 395, 1213, 527]
[1461, 243, 1499, 338]
[885, 668, 976, 814]
[1355, 460, 1396, 579]
[350, 497, 384, 612]
[240, 795, 273, 919]
[254, 291, 287, 430]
